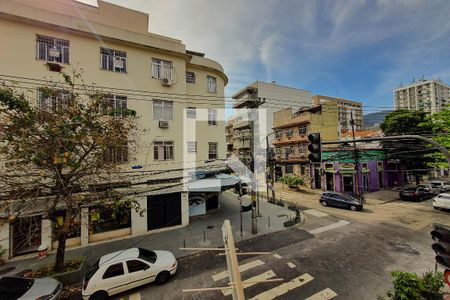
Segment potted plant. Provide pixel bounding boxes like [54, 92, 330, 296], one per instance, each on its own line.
[280, 175, 304, 190]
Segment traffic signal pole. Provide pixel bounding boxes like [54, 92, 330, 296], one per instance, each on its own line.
[431, 223, 450, 287]
[350, 112, 360, 199]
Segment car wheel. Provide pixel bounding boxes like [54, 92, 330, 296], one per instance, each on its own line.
[155, 271, 171, 285]
[350, 205, 357, 211]
[321, 201, 328, 207]
[90, 291, 108, 300]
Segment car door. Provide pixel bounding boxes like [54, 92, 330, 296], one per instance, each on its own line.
[126, 259, 155, 290]
[323, 193, 337, 206]
[332, 194, 346, 207]
[101, 262, 129, 295]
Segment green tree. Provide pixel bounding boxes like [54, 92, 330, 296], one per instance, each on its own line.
[380, 109, 431, 135]
[0, 72, 138, 272]
[421, 105, 450, 168]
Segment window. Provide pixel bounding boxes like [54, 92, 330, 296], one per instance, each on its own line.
[187, 142, 197, 153]
[300, 164, 306, 175]
[275, 130, 283, 139]
[105, 95, 127, 116]
[286, 129, 294, 137]
[153, 100, 173, 120]
[151, 58, 173, 79]
[208, 142, 218, 160]
[36, 35, 70, 64]
[154, 141, 174, 160]
[103, 263, 124, 279]
[285, 164, 294, 174]
[186, 107, 196, 118]
[207, 76, 217, 93]
[186, 71, 196, 83]
[101, 48, 127, 73]
[126, 260, 149, 273]
[105, 144, 129, 164]
[38, 89, 70, 111]
[298, 125, 308, 135]
[208, 109, 217, 125]
[298, 144, 306, 153]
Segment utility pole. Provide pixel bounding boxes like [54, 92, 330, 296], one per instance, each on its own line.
[350, 112, 360, 198]
[266, 134, 276, 203]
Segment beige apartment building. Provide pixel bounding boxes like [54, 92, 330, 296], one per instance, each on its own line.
[394, 79, 450, 113]
[0, 0, 227, 258]
[272, 102, 339, 188]
[312, 95, 363, 130]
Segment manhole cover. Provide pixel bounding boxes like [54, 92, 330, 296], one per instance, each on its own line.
[207, 225, 214, 229]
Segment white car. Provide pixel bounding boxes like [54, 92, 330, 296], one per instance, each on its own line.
[430, 181, 450, 193]
[433, 193, 450, 210]
[82, 248, 177, 300]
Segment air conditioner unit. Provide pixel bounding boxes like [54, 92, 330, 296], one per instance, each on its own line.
[159, 120, 169, 128]
[160, 78, 173, 86]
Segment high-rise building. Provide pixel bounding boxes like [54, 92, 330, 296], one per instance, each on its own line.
[394, 79, 450, 113]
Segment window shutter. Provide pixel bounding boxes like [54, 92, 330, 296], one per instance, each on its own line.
[62, 46, 70, 64]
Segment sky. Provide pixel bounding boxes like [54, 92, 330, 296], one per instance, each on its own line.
[78, 0, 450, 116]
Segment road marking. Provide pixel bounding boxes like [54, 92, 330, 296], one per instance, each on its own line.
[304, 209, 329, 217]
[287, 262, 296, 268]
[308, 220, 350, 235]
[273, 253, 282, 259]
[120, 293, 141, 300]
[211, 259, 265, 281]
[305, 288, 338, 300]
[222, 270, 276, 296]
[249, 273, 314, 300]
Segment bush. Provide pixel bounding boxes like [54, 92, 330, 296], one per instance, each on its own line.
[280, 175, 304, 188]
[383, 270, 445, 300]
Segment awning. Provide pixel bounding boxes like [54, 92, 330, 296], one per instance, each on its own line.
[186, 174, 247, 192]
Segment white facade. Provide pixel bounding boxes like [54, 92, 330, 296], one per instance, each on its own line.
[394, 79, 450, 113]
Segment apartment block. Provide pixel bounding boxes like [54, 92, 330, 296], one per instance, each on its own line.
[0, 0, 227, 258]
[394, 79, 450, 113]
[312, 95, 363, 130]
[272, 102, 339, 187]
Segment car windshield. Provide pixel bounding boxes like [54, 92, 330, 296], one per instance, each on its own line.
[430, 183, 440, 187]
[0, 277, 34, 299]
[85, 259, 100, 282]
[138, 248, 157, 263]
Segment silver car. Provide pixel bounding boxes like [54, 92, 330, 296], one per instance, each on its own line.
[0, 276, 63, 299]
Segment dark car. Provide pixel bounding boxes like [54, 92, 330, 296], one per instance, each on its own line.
[399, 186, 433, 201]
[0, 276, 62, 300]
[319, 192, 363, 211]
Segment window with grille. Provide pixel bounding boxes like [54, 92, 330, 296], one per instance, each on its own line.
[286, 129, 294, 137]
[151, 58, 173, 79]
[186, 71, 196, 83]
[38, 89, 70, 111]
[105, 143, 129, 164]
[207, 76, 217, 93]
[153, 100, 173, 120]
[298, 125, 308, 135]
[208, 142, 217, 160]
[187, 142, 197, 153]
[285, 164, 294, 174]
[208, 109, 217, 125]
[105, 95, 127, 116]
[36, 35, 70, 64]
[275, 130, 283, 138]
[298, 144, 307, 153]
[186, 107, 196, 118]
[154, 141, 174, 160]
[101, 48, 127, 73]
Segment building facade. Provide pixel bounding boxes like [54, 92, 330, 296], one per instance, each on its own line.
[0, 0, 227, 258]
[394, 79, 450, 113]
[231, 81, 312, 165]
[272, 103, 339, 187]
[312, 95, 363, 130]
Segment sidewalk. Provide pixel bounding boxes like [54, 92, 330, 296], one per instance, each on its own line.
[1, 190, 297, 277]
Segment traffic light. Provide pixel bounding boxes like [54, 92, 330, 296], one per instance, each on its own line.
[308, 132, 321, 163]
[431, 223, 450, 270]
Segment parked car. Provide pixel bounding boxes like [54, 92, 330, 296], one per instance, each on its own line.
[82, 247, 177, 300]
[418, 184, 440, 195]
[0, 276, 62, 300]
[399, 186, 433, 201]
[430, 181, 450, 193]
[319, 192, 363, 211]
[433, 193, 450, 210]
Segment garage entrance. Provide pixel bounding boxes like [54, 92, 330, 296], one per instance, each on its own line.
[147, 193, 181, 230]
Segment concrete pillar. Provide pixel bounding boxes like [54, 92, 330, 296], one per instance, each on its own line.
[131, 196, 148, 235]
[181, 191, 189, 227]
[41, 218, 52, 250]
[80, 207, 89, 246]
[0, 221, 10, 259]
